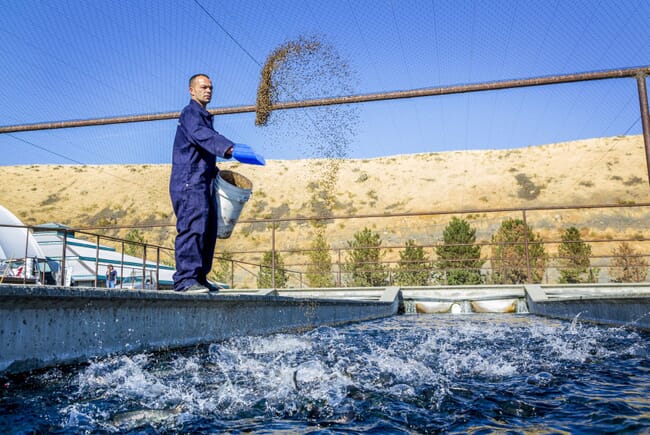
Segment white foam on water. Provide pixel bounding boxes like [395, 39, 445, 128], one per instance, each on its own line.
[57, 314, 649, 431]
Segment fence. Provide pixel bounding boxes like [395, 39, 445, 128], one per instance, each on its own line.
[3, 202, 648, 289]
[222, 201, 650, 288]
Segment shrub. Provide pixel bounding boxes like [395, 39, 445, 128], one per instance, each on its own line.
[257, 250, 288, 288]
[436, 217, 483, 285]
[489, 218, 546, 284]
[306, 231, 335, 287]
[394, 240, 431, 286]
[610, 242, 648, 283]
[558, 227, 598, 283]
[344, 228, 387, 287]
[210, 251, 233, 287]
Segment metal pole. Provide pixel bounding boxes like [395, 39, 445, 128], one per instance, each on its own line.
[155, 247, 160, 290]
[61, 230, 68, 286]
[142, 244, 147, 290]
[22, 225, 29, 285]
[2, 66, 648, 133]
[120, 241, 125, 289]
[230, 259, 235, 289]
[522, 210, 532, 283]
[636, 73, 650, 186]
[338, 249, 342, 286]
[94, 235, 100, 288]
[271, 224, 276, 288]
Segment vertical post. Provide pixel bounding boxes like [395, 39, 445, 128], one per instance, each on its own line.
[94, 235, 100, 288]
[155, 247, 160, 290]
[271, 223, 276, 288]
[522, 210, 532, 283]
[230, 259, 235, 289]
[120, 241, 125, 289]
[636, 73, 650, 186]
[23, 225, 29, 285]
[142, 244, 147, 290]
[337, 249, 342, 287]
[61, 230, 68, 286]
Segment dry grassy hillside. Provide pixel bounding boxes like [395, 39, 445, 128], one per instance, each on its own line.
[1, 135, 649, 285]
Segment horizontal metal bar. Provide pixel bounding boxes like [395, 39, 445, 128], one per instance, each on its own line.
[1, 66, 648, 133]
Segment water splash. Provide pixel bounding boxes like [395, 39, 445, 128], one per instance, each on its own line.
[3, 315, 650, 433]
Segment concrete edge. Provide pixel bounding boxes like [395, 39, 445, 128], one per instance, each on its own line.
[524, 284, 548, 302]
[0, 284, 399, 374]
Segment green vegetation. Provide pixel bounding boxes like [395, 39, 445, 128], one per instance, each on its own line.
[394, 239, 430, 286]
[305, 231, 335, 287]
[344, 227, 387, 287]
[124, 229, 146, 257]
[210, 251, 233, 287]
[436, 217, 483, 285]
[557, 227, 598, 283]
[489, 218, 546, 284]
[610, 242, 648, 283]
[257, 250, 288, 288]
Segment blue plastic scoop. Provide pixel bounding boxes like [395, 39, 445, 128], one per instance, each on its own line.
[232, 143, 266, 166]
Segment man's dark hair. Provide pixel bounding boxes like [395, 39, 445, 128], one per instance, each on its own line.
[189, 73, 210, 87]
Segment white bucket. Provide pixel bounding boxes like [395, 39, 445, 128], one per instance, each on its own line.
[214, 170, 253, 239]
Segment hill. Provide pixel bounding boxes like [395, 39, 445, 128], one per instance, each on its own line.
[1, 135, 649, 286]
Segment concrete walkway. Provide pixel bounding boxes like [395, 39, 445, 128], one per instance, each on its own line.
[0, 285, 401, 374]
[526, 283, 650, 330]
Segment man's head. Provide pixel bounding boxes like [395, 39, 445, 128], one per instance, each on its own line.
[189, 74, 213, 108]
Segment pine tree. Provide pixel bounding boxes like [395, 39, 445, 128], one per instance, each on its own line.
[394, 239, 430, 286]
[124, 229, 146, 257]
[490, 218, 546, 284]
[435, 217, 483, 285]
[257, 251, 289, 288]
[306, 231, 336, 287]
[558, 227, 598, 283]
[344, 227, 387, 287]
[610, 242, 648, 283]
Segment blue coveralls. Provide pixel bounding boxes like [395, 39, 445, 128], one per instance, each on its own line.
[170, 99, 234, 291]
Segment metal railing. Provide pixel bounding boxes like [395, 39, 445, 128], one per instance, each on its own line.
[1, 201, 649, 289]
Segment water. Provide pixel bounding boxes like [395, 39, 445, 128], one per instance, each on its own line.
[2, 314, 650, 433]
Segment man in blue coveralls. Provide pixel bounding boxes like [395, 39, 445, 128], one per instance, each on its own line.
[170, 73, 234, 293]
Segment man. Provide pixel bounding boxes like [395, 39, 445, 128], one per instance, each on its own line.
[170, 74, 234, 293]
[106, 264, 117, 288]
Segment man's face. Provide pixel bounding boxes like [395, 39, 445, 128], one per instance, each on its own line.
[189, 75, 213, 107]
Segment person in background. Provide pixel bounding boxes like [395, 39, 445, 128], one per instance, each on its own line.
[106, 264, 117, 288]
[169, 73, 234, 294]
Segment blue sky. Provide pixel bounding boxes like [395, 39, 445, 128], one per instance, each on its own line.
[0, 0, 649, 165]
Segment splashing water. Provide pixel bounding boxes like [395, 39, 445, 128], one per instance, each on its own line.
[2, 314, 650, 433]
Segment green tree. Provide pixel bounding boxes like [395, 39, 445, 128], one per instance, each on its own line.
[124, 229, 146, 257]
[257, 250, 289, 288]
[344, 227, 387, 287]
[209, 251, 233, 287]
[436, 217, 483, 285]
[558, 227, 598, 283]
[490, 218, 546, 284]
[394, 239, 431, 286]
[610, 242, 648, 283]
[306, 231, 336, 287]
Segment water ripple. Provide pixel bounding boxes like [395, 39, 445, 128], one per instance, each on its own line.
[2, 314, 650, 433]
